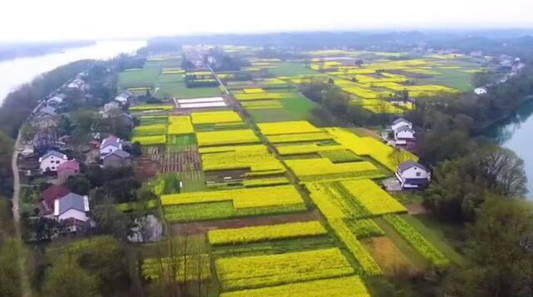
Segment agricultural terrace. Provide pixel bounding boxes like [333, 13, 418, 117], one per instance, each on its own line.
[124, 48, 463, 295]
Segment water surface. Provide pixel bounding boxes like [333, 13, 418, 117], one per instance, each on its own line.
[486, 98, 533, 198]
[0, 40, 146, 105]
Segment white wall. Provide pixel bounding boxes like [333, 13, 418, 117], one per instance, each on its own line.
[392, 121, 412, 132]
[401, 166, 430, 180]
[59, 209, 87, 222]
[396, 130, 415, 139]
[40, 156, 67, 172]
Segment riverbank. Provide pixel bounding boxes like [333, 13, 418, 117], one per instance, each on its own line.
[0, 41, 95, 62]
[475, 95, 533, 134]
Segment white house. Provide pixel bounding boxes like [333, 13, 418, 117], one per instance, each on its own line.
[391, 118, 413, 133]
[115, 91, 133, 105]
[47, 95, 64, 107]
[394, 126, 416, 146]
[67, 78, 88, 91]
[39, 150, 68, 172]
[474, 87, 487, 95]
[54, 193, 90, 233]
[396, 161, 431, 189]
[100, 135, 122, 157]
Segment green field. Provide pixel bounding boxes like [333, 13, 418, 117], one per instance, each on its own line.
[155, 82, 221, 99]
[269, 63, 319, 76]
[118, 68, 160, 89]
[248, 94, 317, 123]
[426, 68, 475, 92]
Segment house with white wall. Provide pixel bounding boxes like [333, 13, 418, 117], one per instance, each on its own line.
[39, 150, 68, 173]
[396, 161, 431, 189]
[391, 118, 412, 133]
[100, 135, 122, 157]
[54, 193, 90, 233]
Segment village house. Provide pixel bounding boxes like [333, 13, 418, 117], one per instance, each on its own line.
[54, 193, 91, 233]
[391, 118, 415, 147]
[39, 150, 68, 173]
[100, 135, 123, 157]
[57, 160, 80, 184]
[391, 117, 412, 132]
[40, 185, 70, 215]
[396, 160, 431, 189]
[46, 94, 65, 108]
[474, 87, 488, 95]
[67, 78, 89, 91]
[394, 126, 416, 146]
[102, 149, 131, 168]
[115, 91, 134, 105]
[36, 105, 57, 119]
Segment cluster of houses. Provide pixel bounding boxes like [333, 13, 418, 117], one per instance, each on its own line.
[34, 133, 131, 233]
[474, 55, 526, 96]
[384, 117, 432, 190]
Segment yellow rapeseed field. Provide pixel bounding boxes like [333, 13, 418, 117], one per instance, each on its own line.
[191, 111, 243, 124]
[258, 121, 321, 135]
[196, 129, 259, 147]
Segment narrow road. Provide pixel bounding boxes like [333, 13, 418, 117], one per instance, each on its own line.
[11, 131, 32, 297]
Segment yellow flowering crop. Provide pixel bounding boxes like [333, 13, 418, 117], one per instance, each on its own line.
[241, 100, 283, 110]
[234, 93, 290, 101]
[168, 116, 193, 134]
[215, 248, 354, 291]
[196, 129, 259, 147]
[208, 221, 326, 245]
[191, 111, 243, 124]
[341, 179, 407, 215]
[244, 177, 290, 187]
[220, 276, 371, 297]
[285, 159, 384, 182]
[326, 128, 417, 171]
[266, 132, 333, 144]
[328, 219, 382, 275]
[161, 185, 304, 209]
[276, 143, 344, 155]
[306, 183, 347, 219]
[243, 88, 265, 94]
[129, 104, 174, 111]
[258, 121, 320, 135]
[131, 135, 166, 145]
[201, 145, 284, 172]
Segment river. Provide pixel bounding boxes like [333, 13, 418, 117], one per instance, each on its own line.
[486, 98, 533, 198]
[0, 40, 146, 105]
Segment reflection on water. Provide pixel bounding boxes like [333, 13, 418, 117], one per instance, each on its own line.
[0, 40, 146, 105]
[486, 97, 533, 197]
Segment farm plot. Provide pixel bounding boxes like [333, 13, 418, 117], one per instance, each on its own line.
[208, 221, 327, 245]
[200, 145, 285, 174]
[215, 248, 354, 291]
[258, 121, 321, 135]
[285, 158, 385, 182]
[191, 110, 242, 124]
[168, 116, 194, 134]
[220, 275, 370, 297]
[196, 129, 260, 147]
[340, 179, 407, 215]
[142, 255, 210, 282]
[326, 127, 417, 171]
[118, 67, 160, 89]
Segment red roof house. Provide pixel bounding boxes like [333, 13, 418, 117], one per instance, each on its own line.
[40, 185, 70, 213]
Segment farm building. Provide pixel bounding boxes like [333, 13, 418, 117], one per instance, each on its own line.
[40, 185, 70, 215]
[57, 160, 80, 184]
[102, 149, 131, 168]
[474, 87, 487, 95]
[391, 118, 412, 132]
[54, 193, 91, 233]
[115, 91, 134, 105]
[395, 160, 431, 189]
[100, 135, 123, 157]
[39, 150, 68, 173]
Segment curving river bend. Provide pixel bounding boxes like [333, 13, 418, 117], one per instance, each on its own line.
[0, 40, 146, 105]
[486, 98, 533, 198]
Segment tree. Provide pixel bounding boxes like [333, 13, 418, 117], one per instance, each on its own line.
[0, 238, 23, 297]
[92, 205, 130, 239]
[442, 198, 533, 297]
[477, 146, 527, 198]
[66, 175, 92, 195]
[41, 255, 101, 297]
[347, 104, 371, 126]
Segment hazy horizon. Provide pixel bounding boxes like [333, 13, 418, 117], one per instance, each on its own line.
[1, 0, 533, 43]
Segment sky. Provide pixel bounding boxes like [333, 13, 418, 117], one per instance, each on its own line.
[1, 0, 533, 42]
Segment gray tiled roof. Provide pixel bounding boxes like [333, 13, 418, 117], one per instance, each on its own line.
[398, 160, 427, 173]
[57, 193, 86, 216]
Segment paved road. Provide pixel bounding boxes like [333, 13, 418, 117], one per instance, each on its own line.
[11, 131, 32, 297]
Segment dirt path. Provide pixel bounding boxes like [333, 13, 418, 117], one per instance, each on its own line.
[11, 131, 32, 297]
